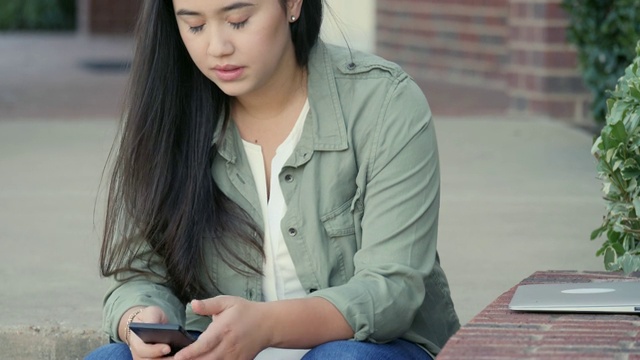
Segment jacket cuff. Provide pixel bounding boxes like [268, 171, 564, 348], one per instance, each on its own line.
[309, 282, 377, 341]
[102, 281, 185, 342]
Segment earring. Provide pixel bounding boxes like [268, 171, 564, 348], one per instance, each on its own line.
[290, 15, 296, 22]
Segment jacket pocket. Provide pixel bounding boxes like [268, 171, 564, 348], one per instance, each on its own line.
[321, 198, 356, 238]
[321, 198, 358, 285]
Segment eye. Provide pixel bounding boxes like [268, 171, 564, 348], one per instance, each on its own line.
[189, 24, 205, 34]
[229, 19, 248, 30]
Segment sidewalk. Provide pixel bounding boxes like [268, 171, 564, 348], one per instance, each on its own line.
[0, 33, 132, 120]
[0, 34, 606, 359]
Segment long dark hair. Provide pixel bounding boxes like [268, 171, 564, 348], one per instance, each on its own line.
[100, 0, 323, 303]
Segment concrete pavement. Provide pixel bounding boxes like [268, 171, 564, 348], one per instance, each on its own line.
[0, 33, 132, 120]
[0, 34, 607, 359]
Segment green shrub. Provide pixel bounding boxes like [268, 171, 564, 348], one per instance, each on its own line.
[561, 0, 640, 124]
[591, 41, 640, 274]
[0, 0, 75, 31]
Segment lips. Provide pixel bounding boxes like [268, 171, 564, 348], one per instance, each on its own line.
[212, 65, 245, 81]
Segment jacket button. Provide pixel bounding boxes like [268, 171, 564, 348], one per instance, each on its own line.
[347, 62, 356, 70]
[288, 228, 298, 237]
[284, 174, 294, 182]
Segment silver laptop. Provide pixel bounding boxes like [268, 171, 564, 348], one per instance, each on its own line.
[508, 281, 640, 313]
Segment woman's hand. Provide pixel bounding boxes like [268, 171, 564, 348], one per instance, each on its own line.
[122, 306, 174, 360]
[174, 296, 271, 360]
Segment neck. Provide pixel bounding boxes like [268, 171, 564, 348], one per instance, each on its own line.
[233, 63, 307, 121]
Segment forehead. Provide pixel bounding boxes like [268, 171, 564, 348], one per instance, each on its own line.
[171, 0, 286, 12]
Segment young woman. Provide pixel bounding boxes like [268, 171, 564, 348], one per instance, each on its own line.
[86, 0, 460, 359]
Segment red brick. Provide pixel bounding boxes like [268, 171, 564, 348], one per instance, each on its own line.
[530, 99, 574, 118]
[543, 49, 580, 68]
[509, 3, 523, 17]
[510, 25, 569, 44]
[542, 2, 569, 21]
[535, 347, 634, 356]
[89, 0, 141, 34]
[377, 0, 590, 121]
[543, 26, 570, 44]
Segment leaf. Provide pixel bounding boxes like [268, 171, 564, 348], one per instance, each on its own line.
[627, 178, 638, 192]
[612, 242, 626, 256]
[612, 160, 623, 171]
[617, 253, 640, 274]
[613, 121, 628, 144]
[621, 158, 640, 179]
[621, 167, 640, 180]
[596, 157, 610, 174]
[603, 246, 618, 270]
[624, 111, 640, 134]
[606, 262, 622, 271]
[607, 101, 629, 125]
[607, 228, 622, 243]
[591, 136, 604, 156]
[613, 222, 626, 233]
[602, 122, 627, 150]
[627, 136, 640, 153]
[610, 202, 630, 216]
[605, 148, 617, 163]
[630, 85, 640, 102]
[633, 198, 640, 216]
[606, 98, 617, 114]
[591, 225, 607, 240]
[605, 179, 622, 197]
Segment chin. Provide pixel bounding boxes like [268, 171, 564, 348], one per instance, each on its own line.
[213, 82, 249, 97]
[219, 88, 248, 97]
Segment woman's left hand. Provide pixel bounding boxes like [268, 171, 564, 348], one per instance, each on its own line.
[173, 296, 271, 360]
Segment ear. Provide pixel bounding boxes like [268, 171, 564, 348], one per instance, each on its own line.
[287, 0, 304, 21]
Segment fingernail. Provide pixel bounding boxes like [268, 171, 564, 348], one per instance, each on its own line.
[163, 346, 171, 355]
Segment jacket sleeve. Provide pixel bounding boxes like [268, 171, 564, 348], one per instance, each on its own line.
[102, 243, 186, 342]
[310, 74, 440, 342]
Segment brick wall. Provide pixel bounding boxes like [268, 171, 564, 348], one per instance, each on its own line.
[377, 0, 510, 90]
[88, 0, 142, 34]
[507, 0, 590, 121]
[377, 0, 591, 123]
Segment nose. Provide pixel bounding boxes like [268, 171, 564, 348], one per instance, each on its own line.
[207, 27, 234, 58]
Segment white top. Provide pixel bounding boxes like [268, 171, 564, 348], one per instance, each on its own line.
[242, 99, 310, 360]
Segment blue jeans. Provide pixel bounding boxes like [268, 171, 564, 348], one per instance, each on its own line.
[303, 339, 433, 360]
[85, 338, 433, 360]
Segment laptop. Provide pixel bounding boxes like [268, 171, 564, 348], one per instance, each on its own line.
[508, 281, 640, 313]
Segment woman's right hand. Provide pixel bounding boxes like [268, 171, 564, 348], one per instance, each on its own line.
[121, 306, 173, 359]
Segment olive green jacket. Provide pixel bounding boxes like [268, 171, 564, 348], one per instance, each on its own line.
[102, 41, 460, 355]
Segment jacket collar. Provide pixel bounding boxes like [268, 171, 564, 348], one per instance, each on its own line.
[216, 40, 348, 163]
[305, 40, 348, 151]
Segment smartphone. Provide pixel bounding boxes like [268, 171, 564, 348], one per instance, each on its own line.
[129, 322, 195, 355]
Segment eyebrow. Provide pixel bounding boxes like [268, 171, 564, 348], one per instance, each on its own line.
[176, 2, 254, 16]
